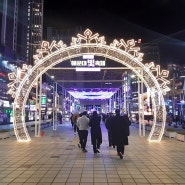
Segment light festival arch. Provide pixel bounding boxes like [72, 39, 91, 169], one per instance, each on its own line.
[7, 29, 170, 143]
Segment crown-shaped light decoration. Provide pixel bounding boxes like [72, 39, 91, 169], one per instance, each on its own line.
[145, 62, 170, 95]
[110, 39, 144, 61]
[33, 40, 67, 63]
[7, 64, 32, 98]
[71, 29, 106, 45]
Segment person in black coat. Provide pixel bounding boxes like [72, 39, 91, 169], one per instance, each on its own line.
[110, 109, 130, 159]
[89, 111, 102, 154]
[105, 112, 114, 148]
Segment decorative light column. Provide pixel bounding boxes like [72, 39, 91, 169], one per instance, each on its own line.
[122, 72, 129, 114]
[35, 69, 42, 137]
[138, 69, 145, 136]
[52, 82, 58, 130]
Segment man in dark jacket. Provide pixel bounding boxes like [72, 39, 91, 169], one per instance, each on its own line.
[89, 111, 102, 154]
[105, 112, 114, 148]
[110, 109, 130, 159]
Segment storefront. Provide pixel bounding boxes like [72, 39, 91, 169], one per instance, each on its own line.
[0, 99, 13, 124]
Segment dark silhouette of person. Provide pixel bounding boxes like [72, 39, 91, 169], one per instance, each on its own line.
[110, 109, 130, 159]
[70, 113, 74, 127]
[72, 113, 79, 134]
[58, 112, 62, 124]
[89, 111, 102, 154]
[105, 112, 114, 148]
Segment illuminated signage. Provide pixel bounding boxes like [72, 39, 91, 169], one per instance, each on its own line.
[41, 96, 47, 105]
[0, 72, 6, 77]
[67, 89, 118, 100]
[76, 67, 100, 71]
[71, 55, 105, 67]
[0, 60, 16, 71]
[3, 100, 10, 107]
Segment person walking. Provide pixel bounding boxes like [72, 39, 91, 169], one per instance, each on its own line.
[89, 111, 102, 154]
[105, 112, 114, 148]
[70, 113, 74, 127]
[76, 111, 90, 153]
[110, 109, 130, 159]
[72, 113, 79, 134]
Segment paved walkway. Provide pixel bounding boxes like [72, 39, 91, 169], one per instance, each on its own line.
[0, 122, 185, 185]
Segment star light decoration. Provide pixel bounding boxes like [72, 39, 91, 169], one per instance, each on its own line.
[7, 29, 170, 99]
[71, 29, 106, 45]
[33, 40, 67, 62]
[110, 38, 144, 61]
[145, 62, 170, 94]
[7, 64, 33, 98]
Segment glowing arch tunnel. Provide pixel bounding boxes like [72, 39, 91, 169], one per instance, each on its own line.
[7, 29, 170, 142]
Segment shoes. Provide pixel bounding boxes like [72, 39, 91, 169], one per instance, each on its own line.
[82, 149, 87, 153]
[109, 145, 115, 148]
[118, 152, 123, 159]
[94, 150, 100, 154]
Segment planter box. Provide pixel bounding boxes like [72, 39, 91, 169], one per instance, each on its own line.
[164, 130, 176, 138]
[176, 133, 185, 142]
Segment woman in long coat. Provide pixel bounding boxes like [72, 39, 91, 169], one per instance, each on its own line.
[110, 109, 130, 159]
[89, 111, 102, 154]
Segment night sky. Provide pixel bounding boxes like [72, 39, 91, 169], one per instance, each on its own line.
[43, 0, 185, 65]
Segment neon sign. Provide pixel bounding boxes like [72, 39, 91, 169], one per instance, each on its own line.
[71, 55, 105, 67]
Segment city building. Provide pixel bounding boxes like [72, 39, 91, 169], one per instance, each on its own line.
[0, 0, 44, 65]
[46, 26, 83, 44]
[0, 0, 44, 124]
[26, 0, 43, 65]
[165, 64, 185, 124]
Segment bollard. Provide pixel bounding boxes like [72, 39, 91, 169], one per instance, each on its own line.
[41, 131, 44, 137]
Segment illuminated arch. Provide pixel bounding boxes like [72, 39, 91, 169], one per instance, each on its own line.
[7, 29, 170, 142]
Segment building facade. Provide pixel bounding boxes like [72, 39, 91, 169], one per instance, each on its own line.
[0, 0, 44, 65]
[0, 0, 44, 124]
[27, 0, 43, 65]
